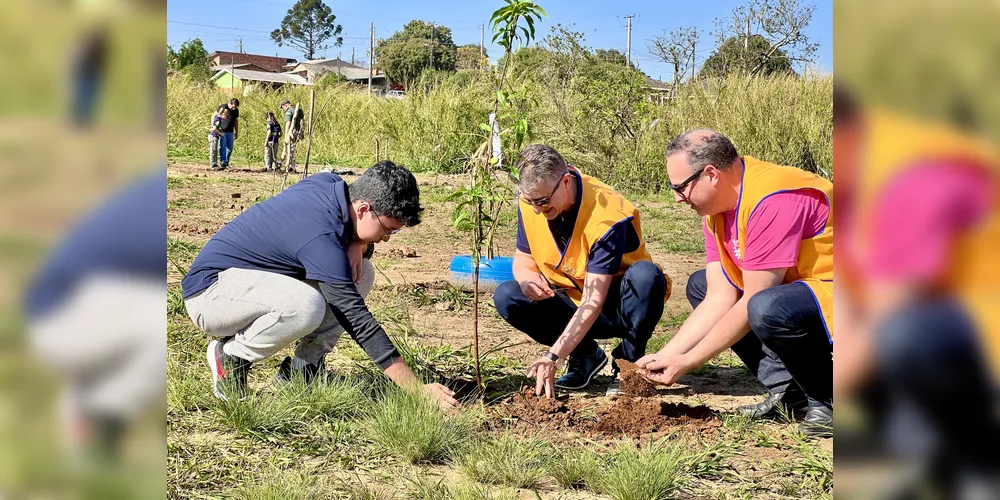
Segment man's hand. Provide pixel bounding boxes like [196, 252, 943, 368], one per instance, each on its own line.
[422, 383, 460, 409]
[526, 356, 557, 398]
[636, 352, 696, 387]
[348, 240, 365, 283]
[518, 273, 555, 301]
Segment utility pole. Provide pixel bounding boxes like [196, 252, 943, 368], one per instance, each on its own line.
[690, 40, 696, 81]
[338, 51, 342, 82]
[368, 22, 374, 93]
[624, 15, 634, 68]
[480, 23, 485, 64]
[352, 47, 355, 65]
[238, 38, 243, 53]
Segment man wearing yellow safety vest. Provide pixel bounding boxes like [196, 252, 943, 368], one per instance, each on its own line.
[637, 129, 834, 438]
[493, 144, 671, 398]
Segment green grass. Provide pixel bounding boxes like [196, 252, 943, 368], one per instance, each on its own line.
[230, 471, 321, 500]
[365, 386, 477, 464]
[211, 388, 312, 439]
[458, 435, 553, 488]
[598, 439, 692, 500]
[551, 447, 603, 490]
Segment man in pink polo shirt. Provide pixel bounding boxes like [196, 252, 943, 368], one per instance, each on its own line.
[637, 129, 834, 438]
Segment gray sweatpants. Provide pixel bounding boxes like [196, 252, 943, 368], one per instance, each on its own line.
[264, 141, 279, 169]
[184, 260, 375, 366]
[209, 134, 221, 166]
[29, 273, 166, 419]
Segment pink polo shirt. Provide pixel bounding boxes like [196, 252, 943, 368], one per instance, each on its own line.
[704, 189, 830, 271]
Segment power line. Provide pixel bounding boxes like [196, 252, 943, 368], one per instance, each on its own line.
[168, 20, 271, 33]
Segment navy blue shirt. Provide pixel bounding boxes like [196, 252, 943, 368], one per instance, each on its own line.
[181, 173, 400, 369]
[516, 170, 640, 275]
[183, 173, 355, 298]
[266, 121, 282, 143]
[24, 168, 168, 319]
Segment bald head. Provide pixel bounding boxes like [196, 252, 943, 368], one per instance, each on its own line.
[666, 128, 739, 173]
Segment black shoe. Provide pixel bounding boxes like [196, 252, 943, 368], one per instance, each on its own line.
[799, 404, 833, 438]
[274, 356, 326, 385]
[555, 347, 608, 390]
[209, 164, 221, 170]
[738, 388, 807, 419]
[206, 338, 252, 400]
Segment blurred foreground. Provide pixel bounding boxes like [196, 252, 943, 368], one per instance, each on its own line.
[0, 0, 166, 498]
[835, 0, 1000, 498]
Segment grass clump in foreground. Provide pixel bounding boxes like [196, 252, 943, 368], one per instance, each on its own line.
[458, 434, 553, 489]
[212, 389, 310, 438]
[230, 471, 321, 500]
[211, 372, 373, 438]
[551, 447, 603, 490]
[407, 476, 517, 500]
[366, 384, 477, 464]
[598, 439, 691, 500]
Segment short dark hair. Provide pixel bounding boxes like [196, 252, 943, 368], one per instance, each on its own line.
[349, 161, 423, 226]
[229, 98, 240, 107]
[666, 129, 739, 172]
[516, 144, 568, 190]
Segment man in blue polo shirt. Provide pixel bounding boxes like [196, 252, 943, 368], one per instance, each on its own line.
[493, 145, 670, 398]
[182, 161, 458, 408]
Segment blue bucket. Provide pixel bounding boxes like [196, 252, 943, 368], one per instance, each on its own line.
[449, 255, 515, 289]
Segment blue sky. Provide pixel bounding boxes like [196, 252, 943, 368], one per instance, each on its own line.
[167, 0, 832, 81]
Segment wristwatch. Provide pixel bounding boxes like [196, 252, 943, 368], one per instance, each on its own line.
[543, 351, 560, 362]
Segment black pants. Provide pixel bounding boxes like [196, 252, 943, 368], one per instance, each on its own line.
[687, 269, 832, 405]
[493, 261, 667, 362]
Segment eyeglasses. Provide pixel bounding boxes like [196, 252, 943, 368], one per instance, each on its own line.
[668, 167, 706, 200]
[521, 174, 567, 207]
[373, 211, 402, 236]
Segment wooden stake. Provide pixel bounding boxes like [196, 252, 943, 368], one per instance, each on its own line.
[302, 89, 316, 177]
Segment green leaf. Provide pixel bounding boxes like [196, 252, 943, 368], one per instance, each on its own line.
[479, 123, 493, 133]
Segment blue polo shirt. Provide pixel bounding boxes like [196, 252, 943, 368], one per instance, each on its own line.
[515, 170, 640, 275]
[182, 173, 356, 298]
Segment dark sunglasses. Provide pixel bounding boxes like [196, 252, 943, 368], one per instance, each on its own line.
[668, 167, 706, 194]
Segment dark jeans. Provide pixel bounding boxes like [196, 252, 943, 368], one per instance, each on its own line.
[874, 299, 1000, 470]
[493, 261, 667, 363]
[220, 132, 235, 165]
[687, 269, 832, 405]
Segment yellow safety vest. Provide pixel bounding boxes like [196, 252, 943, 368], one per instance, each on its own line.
[520, 167, 671, 305]
[707, 156, 834, 341]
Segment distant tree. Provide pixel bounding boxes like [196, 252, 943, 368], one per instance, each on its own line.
[170, 38, 208, 69]
[456, 43, 488, 70]
[270, 0, 343, 60]
[712, 0, 817, 75]
[595, 48, 627, 66]
[377, 20, 457, 86]
[647, 26, 699, 89]
[700, 34, 794, 78]
[168, 38, 210, 81]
